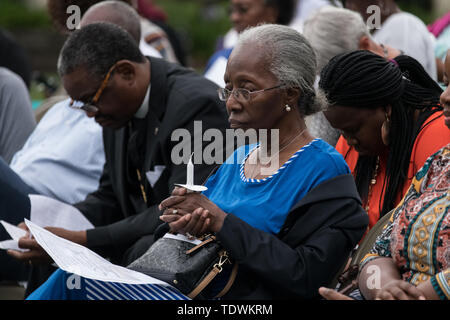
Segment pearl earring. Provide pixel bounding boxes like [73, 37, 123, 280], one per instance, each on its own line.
[285, 104, 291, 112]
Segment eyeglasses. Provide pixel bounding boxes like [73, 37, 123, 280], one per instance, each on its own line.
[217, 85, 284, 102]
[69, 63, 117, 113]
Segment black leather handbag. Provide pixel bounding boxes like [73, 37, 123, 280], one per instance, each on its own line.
[127, 233, 238, 299]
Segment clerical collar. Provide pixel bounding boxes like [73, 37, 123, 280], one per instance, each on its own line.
[134, 84, 151, 119]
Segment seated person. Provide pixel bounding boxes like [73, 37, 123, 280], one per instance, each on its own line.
[343, 0, 437, 80]
[320, 50, 449, 230]
[0, 0, 153, 285]
[0, 67, 36, 164]
[428, 12, 450, 82]
[0, 29, 32, 88]
[46, 0, 171, 61]
[320, 50, 450, 300]
[304, 6, 401, 75]
[26, 24, 368, 300]
[303, 6, 402, 146]
[7, 0, 161, 206]
[204, 0, 296, 88]
[8, 22, 229, 296]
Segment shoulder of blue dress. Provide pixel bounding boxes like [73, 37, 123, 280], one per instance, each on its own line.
[304, 138, 350, 174]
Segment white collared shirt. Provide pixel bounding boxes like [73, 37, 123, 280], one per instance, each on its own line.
[10, 98, 105, 204]
[134, 84, 150, 119]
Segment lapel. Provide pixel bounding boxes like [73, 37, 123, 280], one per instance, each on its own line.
[114, 126, 129, 208]
[142, 57, 168, 190]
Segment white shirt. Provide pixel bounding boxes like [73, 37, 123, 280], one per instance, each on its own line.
[10, 99, 105, 204]
[134, 84, 150, 119]
[373, 12, 437, 80]
[290, 0, 331, 32]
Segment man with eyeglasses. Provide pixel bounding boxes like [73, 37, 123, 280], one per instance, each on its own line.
[0, 1, 170, 289]
[7, 22, 228, 295]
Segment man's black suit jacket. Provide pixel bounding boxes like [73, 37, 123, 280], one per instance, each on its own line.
[74, 57, 229, 265]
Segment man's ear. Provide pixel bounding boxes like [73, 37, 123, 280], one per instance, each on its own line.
[358, 35, 371, 50]
[114, 60, 136, 81]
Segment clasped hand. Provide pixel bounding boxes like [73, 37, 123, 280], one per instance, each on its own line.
[159, 187, 226, 237]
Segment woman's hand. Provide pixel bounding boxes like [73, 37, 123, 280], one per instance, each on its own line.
[160, 207, 212, 237]
[318, 287, 354, 300]
[375, 280, 426, 300]
[159, 187, 227, 234]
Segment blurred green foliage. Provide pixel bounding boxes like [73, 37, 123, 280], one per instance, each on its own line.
[0, 0, 51, 29]
[397, 0, 438, 25]
[158, 0, 231, 66]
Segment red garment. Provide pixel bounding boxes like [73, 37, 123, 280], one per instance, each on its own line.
[428, 12, 450, 37]
[137, 0, 167, 22]
[336, 112, 450, 229]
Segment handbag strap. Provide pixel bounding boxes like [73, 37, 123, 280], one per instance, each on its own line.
[187, 250, 238, 299]
[187, 264, 221, 299]
[214, 262, 238, 299]
[185, 236, 216, 255]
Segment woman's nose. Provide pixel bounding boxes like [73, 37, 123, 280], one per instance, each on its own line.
[225, 93, 242, 113]
[440, 87, 450, 107]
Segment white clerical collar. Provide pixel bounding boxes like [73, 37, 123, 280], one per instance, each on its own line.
[134, 84, 151, 119]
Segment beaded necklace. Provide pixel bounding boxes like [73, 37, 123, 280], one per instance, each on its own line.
[365, 156, 380, 212]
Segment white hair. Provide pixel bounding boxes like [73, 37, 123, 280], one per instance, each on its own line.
[235, 24, 325, 115]
[303, 6, 372, 72]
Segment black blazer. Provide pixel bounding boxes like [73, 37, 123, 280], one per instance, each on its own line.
[74, 57, 229, 264]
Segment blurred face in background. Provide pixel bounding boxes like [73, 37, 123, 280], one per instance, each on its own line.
[441, 50, 450, 129]
[230, 0, 278, 33]
[343, 0, 380, 23]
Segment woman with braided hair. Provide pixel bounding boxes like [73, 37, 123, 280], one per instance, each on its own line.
[320, 50, 450, 230]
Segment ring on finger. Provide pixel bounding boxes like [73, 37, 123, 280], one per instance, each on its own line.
[172, 209, 178, 214]
[185, 232, 195, 240]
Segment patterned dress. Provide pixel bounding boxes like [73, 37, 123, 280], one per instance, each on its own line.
[360, 144, 450, 300]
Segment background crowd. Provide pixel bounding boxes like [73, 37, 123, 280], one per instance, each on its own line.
[0, 0, 448, 301]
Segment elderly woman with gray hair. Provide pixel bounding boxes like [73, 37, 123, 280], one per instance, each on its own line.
[302, 6, 401, 146]
[27, 24, 368, 300]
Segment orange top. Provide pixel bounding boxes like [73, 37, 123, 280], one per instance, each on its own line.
[335, 111, 450, 229]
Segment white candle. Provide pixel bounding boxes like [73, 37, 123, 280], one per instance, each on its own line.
[175, 153, 207, 193]
[186, 153, 194, 186]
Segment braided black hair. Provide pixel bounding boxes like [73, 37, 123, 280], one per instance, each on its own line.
[319, 50, 442, 217]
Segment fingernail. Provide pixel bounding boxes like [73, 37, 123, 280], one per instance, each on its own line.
[419, 296, 426, 300]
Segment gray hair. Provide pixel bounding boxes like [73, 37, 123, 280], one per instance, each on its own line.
[235, 24, 326, 116]
[303, 6, 372, 72]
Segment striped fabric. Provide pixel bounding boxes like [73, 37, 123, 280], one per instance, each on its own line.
[239, 139, 319, 183]
[85, 278, 189, 300]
